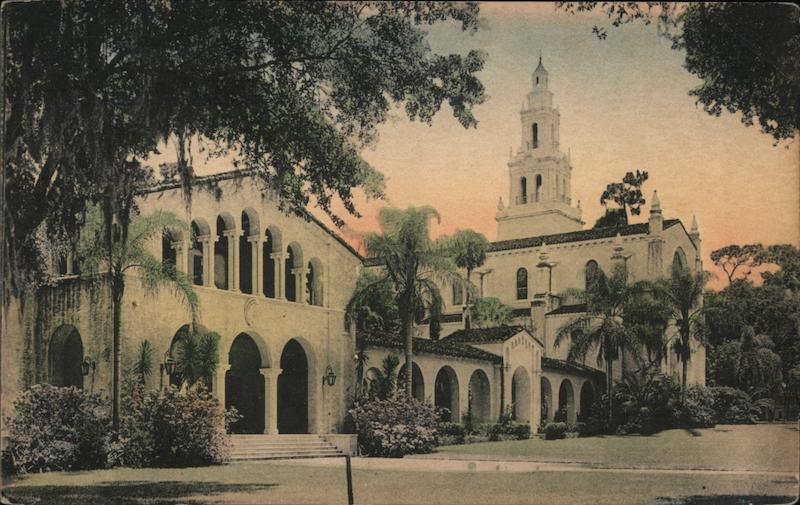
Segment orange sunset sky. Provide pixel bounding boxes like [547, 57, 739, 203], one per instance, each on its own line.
[150, 3, 799, 290]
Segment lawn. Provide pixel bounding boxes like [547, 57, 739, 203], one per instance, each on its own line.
[435, 423, 800, 472]
[4, 423, 798, 505]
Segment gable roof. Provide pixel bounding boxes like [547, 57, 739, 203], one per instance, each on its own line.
[443, 325, 542, 347]
[140, 169, 364, 260]
[357, 333, 502, 364]
[543, 357, 605, 378]
[488, 219, 681, 253]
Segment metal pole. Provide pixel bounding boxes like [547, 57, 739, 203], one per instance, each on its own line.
[345, 455, 354, 505]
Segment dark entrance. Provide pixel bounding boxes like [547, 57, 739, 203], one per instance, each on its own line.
[48, 325, 84, 388]
[226, 333, 265, 434]
[278, 339, 308, 434]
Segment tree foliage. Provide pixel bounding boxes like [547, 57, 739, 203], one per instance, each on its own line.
[4, 0, 487, 299]
[594, 170, 649, 228]
[446, 229, 488, 328]
[709, 244, 765, 285]
[557, 2, 799, 142]
[472, 297, 514, 328]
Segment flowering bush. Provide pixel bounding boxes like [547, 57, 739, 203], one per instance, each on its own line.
[5, 384, 110, 473]
[349, 392, 438, 457]
[437, 422, 466, 445]
[110, 384, 236, 468]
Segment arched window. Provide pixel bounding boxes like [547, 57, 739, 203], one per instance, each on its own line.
[585, 260, 599, 291]
[516, 268, 528, 300]
[306, 258, 323, 306]
[520, 177, 527, 204]
[532, 123, 539, 149]
[452, 281, 463, 306]
[535, 174, 542, 202]
[672, 248, 687, 272]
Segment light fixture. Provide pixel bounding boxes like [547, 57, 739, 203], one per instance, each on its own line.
[323, 365, 337, 387]
[81, 357, 96, 377]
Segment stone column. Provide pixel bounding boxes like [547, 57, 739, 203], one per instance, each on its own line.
[457, 377, 469, 424]
[225, 231, 239, 291]
[199, 236, 213, 287]
[293, 267, 307, 304]
[215, 364, 231, 409]
[261, 367, 282, 434]
[502, 365, 512, 416]
[66, 251, 74, 275]
[248, 235, 262, 296]
[271, 252, 285, 300]
[173, 240, 188, 274]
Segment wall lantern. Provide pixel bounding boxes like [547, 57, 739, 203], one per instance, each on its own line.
[323, 365, 337, 387]
[81, 357, 96, 377]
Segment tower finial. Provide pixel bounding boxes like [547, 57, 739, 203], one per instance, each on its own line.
[650, 190, 661, 213]
[691, 215, 699, 234]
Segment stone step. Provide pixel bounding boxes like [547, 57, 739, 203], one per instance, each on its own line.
[231, 447, 343, 456]
[231, 445, 339, 454]
[228, 434, 344, 461]
[231, 452, 345, 461]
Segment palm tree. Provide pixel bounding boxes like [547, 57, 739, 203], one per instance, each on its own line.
[359, 206, 457, 396]
[554, 262, 646, 428]
[78, 206, 198, 429]
[132, 340, 155, 386]
[652, 263, 709, 397]
[449, 229, 489, 329]
[172, 328, 220, 390]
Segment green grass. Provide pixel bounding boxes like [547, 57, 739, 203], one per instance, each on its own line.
[6, 461, 797, 505]
[5, 424, 798, 505]
[437, 423, 800, 472]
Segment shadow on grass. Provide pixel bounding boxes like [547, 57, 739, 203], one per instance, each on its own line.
[5, 481, 277, 505]
[683, 428, 702, 437]
[657, 495, 797, 505]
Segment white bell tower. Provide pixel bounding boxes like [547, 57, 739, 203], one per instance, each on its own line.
[496, 55, 583, 240]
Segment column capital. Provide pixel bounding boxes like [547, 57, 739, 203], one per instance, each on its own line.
[223, 230, 240, 239]
[196, 234, 212, 243]
[291, 267, 307, 276]
[260, 367, 282, 379]
[247, 234, 263, 244]
[270, 251, 285, 261]
[219, 363, 232, 372]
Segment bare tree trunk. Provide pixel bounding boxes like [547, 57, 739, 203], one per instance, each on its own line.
[400, 288, 414, 397]
[112, 273, 124, 430]
[606, 359, 614, 431]
[682, 358, 689, 399]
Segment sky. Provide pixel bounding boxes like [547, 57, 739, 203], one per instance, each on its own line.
[155, 3, 799, 290]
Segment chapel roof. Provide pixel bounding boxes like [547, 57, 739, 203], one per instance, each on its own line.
[356, 333, 502, 364]
[443, 325, 542, 347]
[543, 356, 605, 378]
[546, 303, 587, 316]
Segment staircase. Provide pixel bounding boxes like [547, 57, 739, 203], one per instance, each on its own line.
[229, 434, 346, 461]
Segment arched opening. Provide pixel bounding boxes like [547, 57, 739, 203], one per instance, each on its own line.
[278, 339, 309, 433]
[162, 231, 176, 268]
[190, 219, 210, 285]
[579, 381, 595, 422]
[520, 176, 528, 204]
[434, 366, 460, 422]
[226, 333, 265, 434]
[48, 325, 84, 388]
[398, 362, 425, 402]
[263, 227, 280, 298]
[541, 376, 553, 422]
[585, 260, 599, 291]
[468, 369, 491, 423]
[672, 247, 687, 272]
[239, 209, 260, 294]
[558, 379, 575, 423]
[516, 268, 528, 300]
[511, 367, 532, 423]
[535, 174, 543, 202]
[285, 243, 303, 302]
[452, 281, 463, 306]
[168, 324, 213, 389]
[215, 214, 235, 290]
[532, 123, 539, 149]
[306, 258, 323, 306]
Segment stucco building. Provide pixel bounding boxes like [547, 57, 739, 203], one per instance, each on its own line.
[3, 57, 704, 442]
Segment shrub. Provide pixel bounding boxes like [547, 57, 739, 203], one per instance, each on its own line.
[679, 385, 716, 428]
[437, 422, 466, 445]
[566, 421, 586, 436]
[487, 422, 504, 441]
[5, 384, 110, 473]
[509, 423, 531, 440]
[710, 387, 767, 424]
[553, 407, 568, 423]
[111, 385, 235, 468]
[543, 422, 567, 440]
[349, 392, 438, 457]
